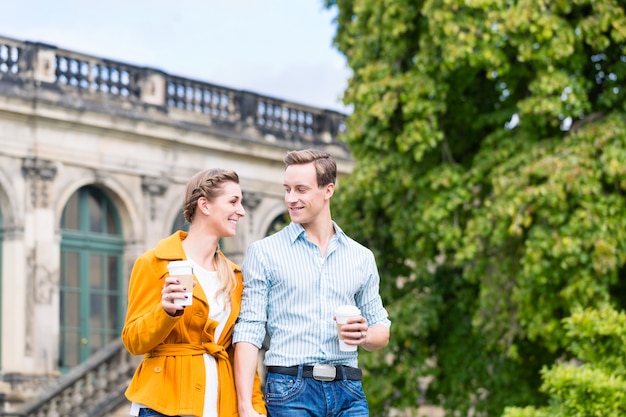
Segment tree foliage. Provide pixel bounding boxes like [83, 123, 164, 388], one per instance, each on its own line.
[503, 305, 626, 417]
[324, 0, 626, 415]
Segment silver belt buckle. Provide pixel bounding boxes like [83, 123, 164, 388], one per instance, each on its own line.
[312, 364, 336, 381]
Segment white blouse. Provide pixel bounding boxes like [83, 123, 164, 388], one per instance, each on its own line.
[193, 260, 231, 417]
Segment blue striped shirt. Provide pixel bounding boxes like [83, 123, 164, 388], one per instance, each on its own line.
[233, 221, 391, 368]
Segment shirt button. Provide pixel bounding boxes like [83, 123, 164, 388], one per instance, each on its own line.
[154, 367, 162, 373]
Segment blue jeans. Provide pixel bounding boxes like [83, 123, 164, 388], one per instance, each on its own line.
[265, 367, 369, 416]
[138, 408, 178, 417]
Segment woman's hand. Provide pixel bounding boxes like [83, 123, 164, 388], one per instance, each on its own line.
[161, 277, 194, 316]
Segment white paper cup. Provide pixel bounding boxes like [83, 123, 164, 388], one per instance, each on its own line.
[335, 305, 361, 351]
[167, 260, 194, 306]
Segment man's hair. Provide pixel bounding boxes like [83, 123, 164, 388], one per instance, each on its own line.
[283, 149, 337, 187]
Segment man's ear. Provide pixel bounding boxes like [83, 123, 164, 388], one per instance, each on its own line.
[325, 183, 335, 200]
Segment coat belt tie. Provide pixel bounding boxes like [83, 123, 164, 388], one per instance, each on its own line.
[145, 342, 228, 361]
[144, 342, 235, 415]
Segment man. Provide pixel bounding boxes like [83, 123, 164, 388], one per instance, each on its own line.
[234, 149, 391, 416]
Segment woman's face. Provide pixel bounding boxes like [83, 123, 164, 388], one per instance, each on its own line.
[203, 181, 246, 238]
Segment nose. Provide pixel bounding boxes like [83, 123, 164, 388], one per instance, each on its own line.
[236, 203, 246, 217]
[285, 190, 297, 204]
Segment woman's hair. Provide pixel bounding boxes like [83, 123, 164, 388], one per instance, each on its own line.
[182, 168, 240, 304]
[283, 148, 337, 187]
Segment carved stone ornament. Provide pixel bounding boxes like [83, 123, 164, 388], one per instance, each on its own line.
[21, 157, 58, 208]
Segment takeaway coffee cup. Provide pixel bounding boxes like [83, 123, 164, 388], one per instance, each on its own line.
[335, 305, 361, 352]
[167, 260, 194, 306]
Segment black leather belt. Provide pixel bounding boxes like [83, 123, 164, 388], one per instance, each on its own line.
[266, 364, 362, 381]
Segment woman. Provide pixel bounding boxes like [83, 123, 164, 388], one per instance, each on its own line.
[122, 168, 266, 417]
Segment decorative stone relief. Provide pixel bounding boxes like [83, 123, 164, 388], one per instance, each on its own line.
[140, 72, 166, 106]
[24, 244, 57, 358]
[21, 157, 58, 208]
[141, 175, 169, 221]
[93, 169, 107, 185]
[243, 191, 262, 211]
[34, 49, 57, 84]
[25, 248, 35, 356]
[32, 251, 56, 305]
[243, 191, 262, 234]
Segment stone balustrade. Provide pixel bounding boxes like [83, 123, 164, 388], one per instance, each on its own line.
[0, 339, 138, 417]
[0, 34, 347, 149]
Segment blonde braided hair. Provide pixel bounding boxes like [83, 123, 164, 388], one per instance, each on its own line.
[182, 168, 240, 304]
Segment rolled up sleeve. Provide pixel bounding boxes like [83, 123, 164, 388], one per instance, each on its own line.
[233, 243, 269, 348]
[357, 251, 391, 329]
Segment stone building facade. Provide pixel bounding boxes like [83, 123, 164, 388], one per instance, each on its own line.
[0, 34, 350, 390]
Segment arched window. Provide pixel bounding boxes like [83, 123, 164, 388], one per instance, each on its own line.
[171, 209, 189, 233]
[171, 211, 226, 255]
[59, 186, 124, 370]
[265, 213, 290, 236]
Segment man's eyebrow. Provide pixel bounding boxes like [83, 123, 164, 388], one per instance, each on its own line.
[284, 183, 310, 188]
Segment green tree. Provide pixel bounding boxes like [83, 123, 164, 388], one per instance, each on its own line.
[503, 305, 626, 417]
[324, 0, 626, 415]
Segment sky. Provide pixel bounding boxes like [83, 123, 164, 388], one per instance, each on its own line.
[0, 0, 351, 113]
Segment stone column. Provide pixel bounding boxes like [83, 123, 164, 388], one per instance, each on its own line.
[21, 157, 59, 373]
[0, 220, 27, 373]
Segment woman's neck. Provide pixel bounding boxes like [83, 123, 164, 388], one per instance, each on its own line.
[182, 231, 218, 271]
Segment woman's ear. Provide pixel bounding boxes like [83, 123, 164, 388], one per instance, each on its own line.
[198, 196, 211, 216]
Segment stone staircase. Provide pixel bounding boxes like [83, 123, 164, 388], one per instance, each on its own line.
[0, 340, 443, 417]
[0, 339, 139, 417]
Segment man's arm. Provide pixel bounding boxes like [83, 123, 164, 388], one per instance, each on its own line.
[361, 323, 390, 351]
[354, 248, 391, 351]
[340, 317, 390, 351]
[234, 341, 263, 417]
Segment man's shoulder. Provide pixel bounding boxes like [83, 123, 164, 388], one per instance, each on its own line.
[334, 224, 373, 253]
[341, 235, 374, 257]
[251, 225, 293, 248]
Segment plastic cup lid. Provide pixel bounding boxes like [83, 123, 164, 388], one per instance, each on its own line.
[335, 305, 361, 316]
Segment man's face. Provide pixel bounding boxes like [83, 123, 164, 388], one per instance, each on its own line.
[283, 162, 331, 224]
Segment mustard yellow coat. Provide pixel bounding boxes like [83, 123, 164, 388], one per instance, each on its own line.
[122, 231, 266, 416]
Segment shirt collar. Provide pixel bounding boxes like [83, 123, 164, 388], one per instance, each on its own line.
[285, 221, 347, 245]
